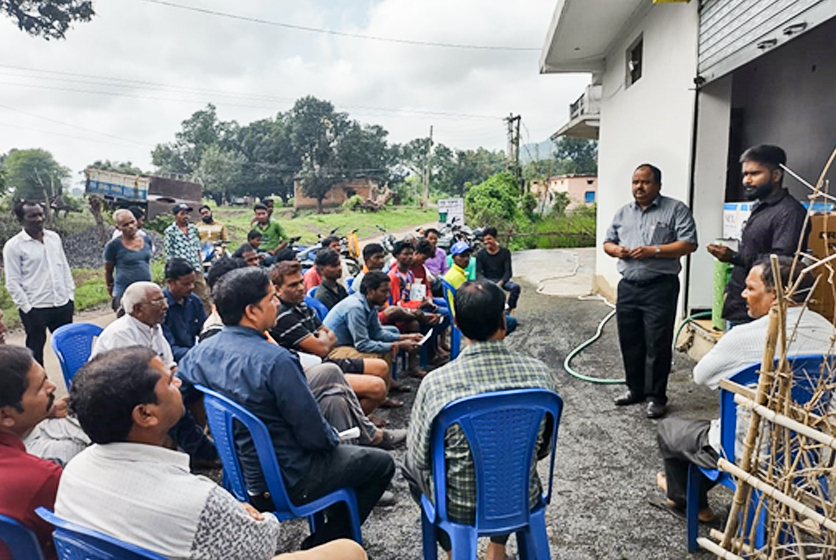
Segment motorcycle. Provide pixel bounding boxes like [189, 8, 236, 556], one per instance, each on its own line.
[201, 240, 230, 274]
[433, 217, 485, 253]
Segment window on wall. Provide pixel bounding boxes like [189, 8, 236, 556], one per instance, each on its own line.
[584, 191, 595, 204]
[627, 36, 643, 86]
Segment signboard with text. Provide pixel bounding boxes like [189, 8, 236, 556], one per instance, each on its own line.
[437, 198, 465, 227]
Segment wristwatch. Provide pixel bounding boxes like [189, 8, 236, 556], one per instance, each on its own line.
[654, 244, 661, 257]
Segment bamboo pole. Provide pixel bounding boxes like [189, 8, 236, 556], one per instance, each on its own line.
[719, 459, 836, 533]
[708, 529, 756, 556]
[698, 537, 749, 560]
[720, 303, 781, 549]
[732, 394, 836, 450]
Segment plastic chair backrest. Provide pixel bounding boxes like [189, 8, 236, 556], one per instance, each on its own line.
[429, 388, 563, 532]
[305, 295, 330, 322]
[51, 323, 103, 388]
[346, 277, 355, 294]
[306, 286, 318, 298]
[719, 354, 831, 464]
[440, 278, 456, 316]
[0, 514, 46, 560]
[35, 508, 167, 560]
[194, 384, 297, 518]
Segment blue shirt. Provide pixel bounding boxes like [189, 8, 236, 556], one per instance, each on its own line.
[103, 237, 153, 297]
[323, 292, 400, 354]
[178, 326, 338, 491]
[161, 288, 207, 362]
[604, 194, 698, 281]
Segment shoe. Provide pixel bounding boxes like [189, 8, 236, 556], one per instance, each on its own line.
[368, 415, 389, 428]
[389, 380, 412, 394]
[613, 391, 643, 406]
[380, 397, 404, 409]
[375, 490, 397, 507]
[646, 400, 666, 419]
[370, 428, 407, 450]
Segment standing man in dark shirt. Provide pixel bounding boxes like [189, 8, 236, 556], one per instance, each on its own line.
[314, 249, 348, 311]
[178, 267, 395, 548]
[475, 226, 521, 314]
[706, 145, 808, 327]
[604, 164, 698, 419]
[162, 258, 207, 363]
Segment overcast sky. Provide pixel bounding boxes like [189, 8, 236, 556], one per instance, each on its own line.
[0, 0, 589, 186]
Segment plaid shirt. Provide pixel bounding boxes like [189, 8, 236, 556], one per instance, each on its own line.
[407, 339, 559, 522]
[164, 223, 202, 272]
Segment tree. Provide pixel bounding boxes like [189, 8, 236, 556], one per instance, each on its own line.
[553, 137, 598, 174]
[233, 115, 298, 203]
[151, 104, 237, 174]
[2, 0, 94, 40]
[196, 145, 245, 204]
[287, 96, 351, 213]
[2, 148, 70, 200]
[87, 160, 143, 175]
[464, 172, 523, 231]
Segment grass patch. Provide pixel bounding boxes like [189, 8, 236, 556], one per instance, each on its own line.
[212, 206, 437, 248]
[507, 207, 596, 251]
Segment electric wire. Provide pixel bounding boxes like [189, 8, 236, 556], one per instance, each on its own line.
[131, 0, 542, 52]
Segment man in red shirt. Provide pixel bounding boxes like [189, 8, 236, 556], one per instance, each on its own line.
[0, 345, 63, 560]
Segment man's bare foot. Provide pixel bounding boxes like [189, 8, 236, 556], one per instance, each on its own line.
[656, 471, 668, 493]
[485, 542, 511, 560]
[698, 507, 715, 523]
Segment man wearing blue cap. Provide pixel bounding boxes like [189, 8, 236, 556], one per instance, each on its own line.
[445, 242, 517, 334]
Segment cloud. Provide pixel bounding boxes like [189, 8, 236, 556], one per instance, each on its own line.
[0, 0, 589, 177]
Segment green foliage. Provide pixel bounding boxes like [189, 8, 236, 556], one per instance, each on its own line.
[87, 160, 143, 175]
[1, 148, 70, 200]
[197, 145, 246, 205]
[342, 195, 364, 211]
[548, 192, 572, 217]
[1, 0, 94, 40]
[553, 137, 598, 174]
[521, 192, 538, 221]
[143, 214, 173, 235]
[465, 172, 524, 232]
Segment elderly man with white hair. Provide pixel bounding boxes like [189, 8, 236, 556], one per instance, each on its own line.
[92, 281, 174, 369]
[103, 208, 153, 315]
[91, 281, 220, 467]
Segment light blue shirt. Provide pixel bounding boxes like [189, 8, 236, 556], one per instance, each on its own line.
[323, 292, 400, 354]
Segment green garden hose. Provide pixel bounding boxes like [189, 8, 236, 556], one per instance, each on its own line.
[562, 295, 713, 384]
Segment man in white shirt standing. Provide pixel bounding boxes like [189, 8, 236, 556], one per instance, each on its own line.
[3, 200, 75, 365]
[91, 281, 174, 369]
[655, 255, 833, 522]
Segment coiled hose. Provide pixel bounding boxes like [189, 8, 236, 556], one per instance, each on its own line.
[562, 295, 712, 384]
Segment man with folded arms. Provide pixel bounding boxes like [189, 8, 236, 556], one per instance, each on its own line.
[179, 267, 395, 547]
[655, 256, 833, 521]
[56, 346, 366, 560]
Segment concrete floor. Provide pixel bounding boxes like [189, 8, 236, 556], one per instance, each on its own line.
[10, 248, 728, 558]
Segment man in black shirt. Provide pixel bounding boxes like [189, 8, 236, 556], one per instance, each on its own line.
[314, 249, 349, 310]
[475, 226, 521, 314]
[706, 145, 808, 326]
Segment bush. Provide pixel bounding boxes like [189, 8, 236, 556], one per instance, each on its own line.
[465, 172, 523, 231]
[343, 194, 364, 211]
[144, 214, 173, 234]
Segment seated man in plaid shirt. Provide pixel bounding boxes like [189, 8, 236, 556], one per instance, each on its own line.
[404, 280, 558, 560]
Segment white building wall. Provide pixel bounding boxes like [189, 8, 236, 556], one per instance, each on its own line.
[594, 2, 699, 302]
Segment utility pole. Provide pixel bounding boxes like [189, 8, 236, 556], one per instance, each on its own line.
[421, 125, 433, 207]
[505, 114, 522, 191]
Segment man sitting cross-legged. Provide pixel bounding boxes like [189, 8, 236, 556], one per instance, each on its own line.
[56, 347, 366, 560]
[179, 267, 396, 548]
[655, 255, 834, 522]
[404, 280, 558, 560]
[325, 271, 424, 378]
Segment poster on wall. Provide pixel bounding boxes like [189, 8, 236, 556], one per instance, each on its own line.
[437, 198, 465, 227]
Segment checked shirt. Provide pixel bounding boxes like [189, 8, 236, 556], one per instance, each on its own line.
[407, 339, 559, 522]
[164, 222, 202, 272]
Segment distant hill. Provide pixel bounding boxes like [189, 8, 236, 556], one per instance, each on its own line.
[520, 139, 555, 164]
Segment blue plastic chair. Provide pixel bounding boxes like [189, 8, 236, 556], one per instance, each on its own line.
[346, 277, 355, 294]
[305, 295, 330, 322]
[685, 354, 831, 551]
[440, 279, 463, 359]
[0, 514, 46, 560]
[35, 508, 167, 560]
[51, 323, 103, 389]
[194, 384, 363, 544]
[421, 388, 564, 560]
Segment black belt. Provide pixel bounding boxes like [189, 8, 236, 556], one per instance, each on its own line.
[621, 275, 676, 287]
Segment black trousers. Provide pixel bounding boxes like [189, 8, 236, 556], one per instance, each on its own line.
[254, 445, 395, 547]
[20, 301, 74, 365]
[657, 417, 719, 508]
[616, 275, 678, 404]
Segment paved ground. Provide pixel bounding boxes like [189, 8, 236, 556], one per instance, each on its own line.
[12, 247, 730, 558]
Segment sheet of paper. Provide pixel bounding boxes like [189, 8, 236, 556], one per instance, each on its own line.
[419, 329, 433, 346]
[338, 427, 361, 441]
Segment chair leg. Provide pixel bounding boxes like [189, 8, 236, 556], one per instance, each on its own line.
[421, 508, 439, 560]
[447, 525, 477, 560]
[451, 328, 461, 359]
[686, 465, 700, 552]
[518, 509, 550, 560]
